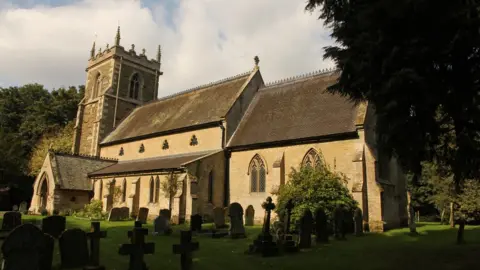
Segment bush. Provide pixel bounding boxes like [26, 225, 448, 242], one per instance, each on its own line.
[73, 200, 106, 220]
[40, 209, 49, 216]
[275, 163, 358, 228]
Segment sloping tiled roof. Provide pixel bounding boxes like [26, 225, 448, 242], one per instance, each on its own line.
[227, 71, 359, 147]
[51, 152, 117, 190]
[88, 150, 219, 177]
[101, 71, 254, 145]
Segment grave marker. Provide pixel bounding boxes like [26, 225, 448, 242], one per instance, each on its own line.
[136, 207, 149, 224]
[108, 207, 122, 221]
[228, 203, 246, 238]
[173, 230, 199, 270]
[42, 215, 66, 238]
[213, 207, 226, 229]
[85, 222, 107, 270]
[190, 214, 202, 232]
[315, 208, 329, 243]
[119, 227, 155, 270]
[354, 208, 364, 236]
[120, 207, 130, 220]
[282, 199, 298, 252]
[245, 205, 255, 226]
[1, 211, 21, 232]
[299, 208, 313, 249]
[247, 197, 279, 257]
[334, 206, 346, 240]
[19, 201, 28, 213]
[59, 228, 90, 269]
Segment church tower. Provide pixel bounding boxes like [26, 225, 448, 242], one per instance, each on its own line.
[72, 27, 163, 156]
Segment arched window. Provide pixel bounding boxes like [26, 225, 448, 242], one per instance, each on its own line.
[149, 177, 154, 203]
[249, 154, 266, 193]
[208, 170, 214, 203]
[155, 176, 160, 203]
[129, 73, 140, 99]
[98, 179, 103, 199]
[301, 148, 322, 168]
[93, 73, 101, 98]
[39, 178, 48, 209]
[122, 178, 127, 202]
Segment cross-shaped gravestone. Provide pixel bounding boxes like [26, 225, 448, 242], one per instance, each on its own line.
[85, 222, 107, 270]
[128, 221, 146, 240]
[119, 227, 155, 270]
[173, 230, 199, 270]
[284, 199, 294, 234]
[261, 197, 275, 236]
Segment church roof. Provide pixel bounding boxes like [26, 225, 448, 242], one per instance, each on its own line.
[88, 150, 219, 177]
[227, 70, 359, 148]
[101, 71, 254, 145]
[50, 151, 117, 190]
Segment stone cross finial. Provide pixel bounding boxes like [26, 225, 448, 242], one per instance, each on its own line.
[86, 221, 107, 269]
[141, 48, 146, 56]
[130, 44, 135, 53]
[173, 230, 199, 270]
[115, 26, 121, 46]
[254, 55, 260, 67]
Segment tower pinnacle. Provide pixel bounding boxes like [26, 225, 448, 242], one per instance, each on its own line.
[115, 26, 121, 46]
[90, 41, 96, 58]
[156, 45, 162, 63]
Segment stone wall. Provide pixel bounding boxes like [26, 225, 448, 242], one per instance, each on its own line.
[56, 190, 91, 212]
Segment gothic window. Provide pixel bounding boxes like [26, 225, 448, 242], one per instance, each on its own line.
[149, 177, 154, 203]
[190, 135, 198, 146]
[98, 180, 103, 198]
[301, 148, 322, 169]
[92, 73, 101, 99]
[39, 178, 48, 209]
[139, 144, 145, 153]
[155, 176, 160, 203]
[129, 73, 140, 99]
[162, 140, 169, 150]
[208, 170, 214, 203]
[119, 147, 124, 156]
[249, 154, 266, 193]
[122, 178, 127, 202]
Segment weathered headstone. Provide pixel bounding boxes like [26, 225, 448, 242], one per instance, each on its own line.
[315, 208, 329, 243]
[137, 207, 149, 224]
[173, 230, 199, 270]
[12, 205, 18, 211]
[1, 224, 49, 270]
[228, 203, 246, 238]
[108, 207, 122, 221]
[190, 214, 203, 232]
[85, 222, 107, 270]
[298, 208, 313, 249]
[59, 228, 90, 269]
[247, 197, 279, 257]
[154, 215, 172, 236]
[1, 211, 21, 232]
[40, 233, 55, 270]
[354, 208, 364, 236]
[19, 201, 28, 213]
[119, 227, 155, 270]
[159, 209, 171, 220]
[333, 206, 346, 240]
[245, 205, 255, 226]
[344, 209, 354, 234]
[213, 207, 226, 229]
[42, 215, 66, 238]
[282, 199, 298, 252]
[120, 207, 130, 220]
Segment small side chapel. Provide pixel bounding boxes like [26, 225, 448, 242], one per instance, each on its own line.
[29, 29, 408, 232]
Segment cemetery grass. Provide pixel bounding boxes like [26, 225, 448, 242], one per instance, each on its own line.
[5, 215, 480, 270]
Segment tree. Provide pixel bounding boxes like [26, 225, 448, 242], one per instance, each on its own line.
[161, 172, 180, 211]
[305, 0, 480, 242]
[275, 161, 357, 228]
[27, 121, 75, 177]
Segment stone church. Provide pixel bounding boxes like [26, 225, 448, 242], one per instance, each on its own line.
[29, 28, 407, 232]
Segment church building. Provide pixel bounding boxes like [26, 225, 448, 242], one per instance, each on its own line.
[29, 29, 407, 232]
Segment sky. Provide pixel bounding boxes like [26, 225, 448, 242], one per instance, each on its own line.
[0, 0, 334, 98]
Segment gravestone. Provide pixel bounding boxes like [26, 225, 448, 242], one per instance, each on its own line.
[119, 227, 155, 270]
[19, 201, 28, 213]
[354, 208, 364, 236]
[85, 222, 107, 270]
[245, 205, 255, 226]
[333, 206, 346, 240]
[159, 209, 172, 220]
[108, 207, 122, 221]
[128, 221, 145, 239]
[1, 211, 22, 232]
[228, 203, 246, 238]
[42, 215, 66, 238]
[190, 214, 203, 232]
[12, 205, 18, 211]
[59, 228, 89, 269]
[173, 230, 199, 270]
[41, 233, 55, 270]
[298, 208, 313, 249]
[315, 208, 329, 243]
[213, 207, 226, 228]
[282, 199, 298, 252]
[120, 207, 130, 220]
[247, 197, 279, 257]
[154, 215, 172, 235]
[1, 224, 50, 270]
[344, 209, 354, 234]
[137, 207, 149, 224]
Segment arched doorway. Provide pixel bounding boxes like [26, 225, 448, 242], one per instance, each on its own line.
[39, 179, 48, 210]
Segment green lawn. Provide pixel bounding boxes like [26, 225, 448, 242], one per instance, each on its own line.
[5, 216, 480, 270]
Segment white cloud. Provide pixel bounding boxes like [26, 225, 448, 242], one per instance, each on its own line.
[0, 0, 334, 97]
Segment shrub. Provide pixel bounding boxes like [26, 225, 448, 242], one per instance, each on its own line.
[275, 163, 357, 228]
[73, 200, 106, 220]
[40, 209, 49, 216]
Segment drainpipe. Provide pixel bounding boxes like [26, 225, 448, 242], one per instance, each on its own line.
[113, 56, 124, 128]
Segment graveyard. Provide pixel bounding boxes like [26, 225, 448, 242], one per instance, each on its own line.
[0, 211, 479, 270]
